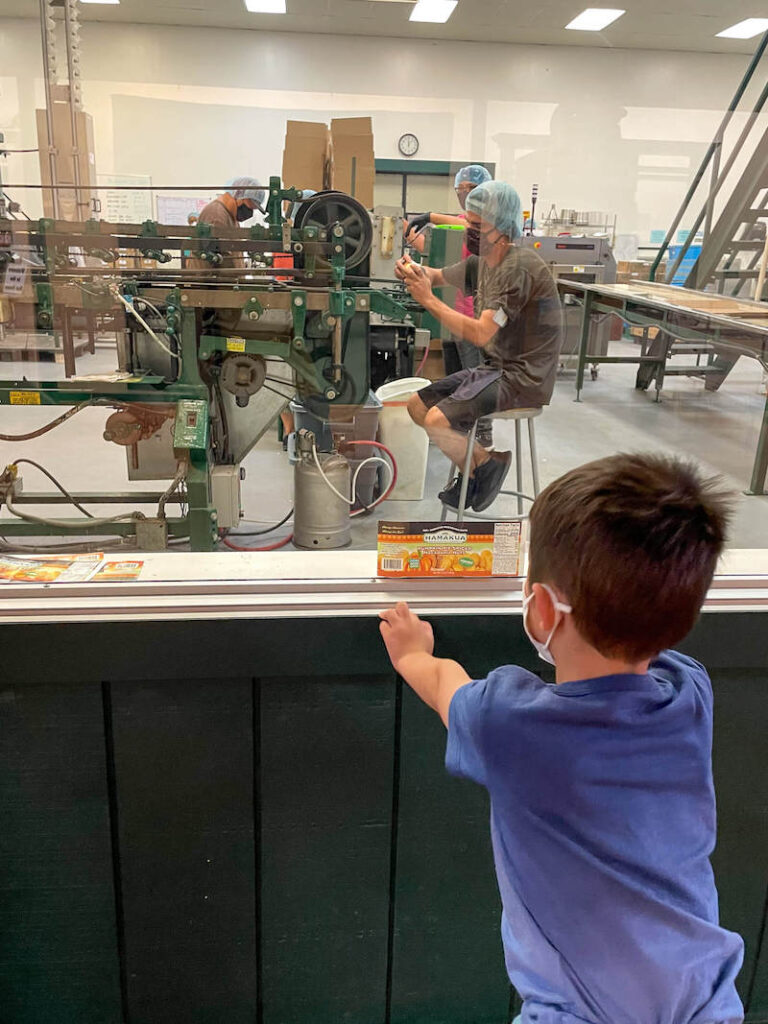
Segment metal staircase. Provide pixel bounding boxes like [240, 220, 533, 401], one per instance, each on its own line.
[651, 33, 768, 299]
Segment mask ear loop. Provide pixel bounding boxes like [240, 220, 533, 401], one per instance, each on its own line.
[524, 585, 573, 630]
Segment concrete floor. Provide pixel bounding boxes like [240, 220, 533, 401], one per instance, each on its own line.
[2, 337, 767, 556]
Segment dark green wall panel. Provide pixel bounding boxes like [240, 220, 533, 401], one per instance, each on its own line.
[390, 687, 509, 1024]
[0, 681, 121, 1024]
[260, 676, 395, 1024]
[709, 670, 768, 1014]
[0, 612, 766, 1023]
[108, 678, 256, 1024]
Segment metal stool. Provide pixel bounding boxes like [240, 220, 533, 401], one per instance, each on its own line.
[440, 408, 542, 522]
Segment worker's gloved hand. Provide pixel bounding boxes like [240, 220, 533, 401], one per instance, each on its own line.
[406, 213, 431, 238]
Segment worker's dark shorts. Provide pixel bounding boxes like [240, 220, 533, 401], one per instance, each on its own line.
[417, 368, 504, 432]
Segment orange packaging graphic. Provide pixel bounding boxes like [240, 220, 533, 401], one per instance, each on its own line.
[377, 521, 526, 578]
[92, 560, 144, 582]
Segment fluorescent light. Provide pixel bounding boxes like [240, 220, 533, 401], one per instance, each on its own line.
[716, 18, 768, 38]
[79, 0, 120, 5]
[565, 8, 625, 31]
[244, 0, 286, 12]
[410, 0, 458, 24]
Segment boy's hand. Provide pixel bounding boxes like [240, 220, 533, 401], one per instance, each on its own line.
[379, 602, 434, 672]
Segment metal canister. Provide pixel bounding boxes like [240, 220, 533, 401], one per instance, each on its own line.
[293, 430, 351, 550]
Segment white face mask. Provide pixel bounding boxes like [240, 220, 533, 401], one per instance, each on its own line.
[523, 583, 573, 666]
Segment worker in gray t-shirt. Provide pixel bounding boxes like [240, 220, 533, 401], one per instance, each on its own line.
[396, 181, 563, 513]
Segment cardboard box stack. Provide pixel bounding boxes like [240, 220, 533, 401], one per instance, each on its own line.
[282, 116, 375, 209]
[617, 260, 666, 284]
[36, 87, 97, 221]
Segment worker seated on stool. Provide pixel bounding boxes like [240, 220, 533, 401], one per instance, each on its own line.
[396, 181, 563, 512]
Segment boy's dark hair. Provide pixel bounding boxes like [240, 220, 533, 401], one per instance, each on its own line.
[528, 453, 733, 661]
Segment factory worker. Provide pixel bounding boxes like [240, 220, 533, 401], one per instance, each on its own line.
[200, 177, 266, 228]
[396, 181, 563, 513]
[187, 177, 265, 273]
[407, 165, 495, 442]
[405, 164, 493, 245]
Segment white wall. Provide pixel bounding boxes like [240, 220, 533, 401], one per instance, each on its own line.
[0, 17, 764, 238]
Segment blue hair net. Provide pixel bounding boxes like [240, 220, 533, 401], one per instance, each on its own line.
[226, 177, 266, 209]
[454, 164, 492, 189]
[465, 181, 523, 240]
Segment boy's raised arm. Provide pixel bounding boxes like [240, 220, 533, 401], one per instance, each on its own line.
[379, 603, 471, 727]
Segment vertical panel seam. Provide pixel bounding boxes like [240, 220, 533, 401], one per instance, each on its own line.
[102, 681, 130, 1024]
[253, 677, 263, 1024]
[744, 877, 768, 1014]
[384, 675, 403, 1024]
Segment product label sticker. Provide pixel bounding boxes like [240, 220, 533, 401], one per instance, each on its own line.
[9, 391, 41, 405]
[226, 337, 247, 353]
[377, 520, 526, 578]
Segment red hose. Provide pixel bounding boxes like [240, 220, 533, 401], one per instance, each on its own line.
[341, 439, 398, 517]
[221, 533, 294, 552]
[415, 343, 431, 376]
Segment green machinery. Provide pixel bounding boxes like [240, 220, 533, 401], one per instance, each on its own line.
[0, 178, 416, 550]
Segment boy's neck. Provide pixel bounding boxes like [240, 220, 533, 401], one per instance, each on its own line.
[554, 649, 651, 685]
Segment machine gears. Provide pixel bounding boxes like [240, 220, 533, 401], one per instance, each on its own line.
[293, 191, 373, 271]
[220, 353, 267, 408]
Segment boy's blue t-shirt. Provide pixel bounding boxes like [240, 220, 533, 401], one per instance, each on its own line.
[446, 650, 744, 1024]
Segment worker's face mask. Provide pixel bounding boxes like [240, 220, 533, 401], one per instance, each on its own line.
[465, 226, 481, 256]
[523, 583, 572, 666]
[479, 226, 506, 258]
[236, 203, 254, 222]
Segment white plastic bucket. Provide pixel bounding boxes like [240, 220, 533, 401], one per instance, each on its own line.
[374, 377, 431, 501]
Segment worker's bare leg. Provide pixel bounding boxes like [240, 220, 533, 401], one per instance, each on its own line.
[409, 395, 492, 471]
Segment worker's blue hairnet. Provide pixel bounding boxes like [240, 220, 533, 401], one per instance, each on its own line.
[454, 164, 492, 189]
[465, 181, 523, 240]
[226, 177, 266, 209]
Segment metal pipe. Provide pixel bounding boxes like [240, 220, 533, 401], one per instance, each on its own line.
[650, 30, 768, 281]
[755, 231, 768, 302]
[62, 0, 84, 218]
[38, 0, 60, 219]
[703, 137, 722, 244]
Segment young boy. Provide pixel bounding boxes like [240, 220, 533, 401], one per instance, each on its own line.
[380, 452, 744, 1024]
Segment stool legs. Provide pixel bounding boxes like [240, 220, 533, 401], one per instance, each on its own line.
[528, 418, 540, 497]
[514, 420, 523, 515]
[457, 420, 479, 521]
[441, 419, 479, 523]
[441, 413, 541, 520]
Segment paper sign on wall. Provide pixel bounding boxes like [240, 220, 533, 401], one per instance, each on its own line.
[156, 195, 211, 225]
[3, 263, 27, 295]
[98, 174, 153, 224]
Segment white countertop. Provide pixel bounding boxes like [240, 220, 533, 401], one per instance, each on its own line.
[2, 549, 768, 624]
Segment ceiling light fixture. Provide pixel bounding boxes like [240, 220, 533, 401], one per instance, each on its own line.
[409, 0, 459, 24]
[716, 18, 768, 38]
[244, 0, 287, 13]
[79, 0, 121, 5]
[565, 8, 625, 31]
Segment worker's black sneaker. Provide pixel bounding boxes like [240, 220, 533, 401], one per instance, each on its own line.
[475, 418, 494, 449]
[439, 474, 475, 510]
[471, 452, 512, 512]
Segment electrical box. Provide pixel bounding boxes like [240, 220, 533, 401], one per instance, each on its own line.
[211, 466, 242, 530]
[173, 400, 209, 452]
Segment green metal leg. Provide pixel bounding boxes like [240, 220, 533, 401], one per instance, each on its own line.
[186, 456, 217, 552]
[575, 292, 594, 402]
[747, 394, 768, 495]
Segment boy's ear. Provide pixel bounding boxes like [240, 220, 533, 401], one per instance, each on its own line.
[531, 583, 558, 633]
